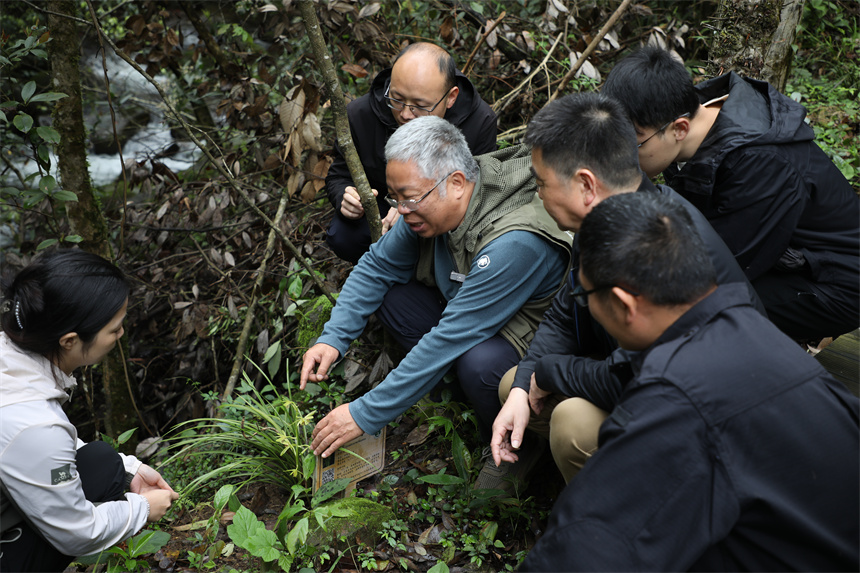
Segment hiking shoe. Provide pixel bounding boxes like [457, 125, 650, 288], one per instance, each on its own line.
[474, 434, 546, 494]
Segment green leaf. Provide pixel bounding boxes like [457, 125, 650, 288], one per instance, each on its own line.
[128, 529, 171, 557]
[0, 110, 6, 124]
[311, 477, 350, 508]
[116, 427, 137, 445]
[53, 190, 79, 203]
[21, 81, 36, 103]
[36, 125, 60, 143]
[263, 341, 281, 379]
[417, 474, 465, 486]
[214, 484, 235, 511]
[30, 92, 67, 103]
[285, 516, 309, 555]
[36, 238, 58, 250]
[451, 432, 468, 480]
[428, 563, 450, 573]
[39, 175, 57, 192]
[288, 276, 302, 299]
[227, 506, 283, 562]
[37, 144, 50, 167]
[63, 235, 83, 243]
[13, 112, 33, 133]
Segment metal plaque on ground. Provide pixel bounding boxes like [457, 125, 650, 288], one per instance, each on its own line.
[313, 428, 385, 495]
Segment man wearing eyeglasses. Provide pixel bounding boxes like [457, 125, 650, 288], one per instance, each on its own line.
[490, 93, 763, 487]
[518, 191, 859, 572]
[324, 42, 497, 264]
[301, 116, 570, 479]
[602, 46, 859, 346]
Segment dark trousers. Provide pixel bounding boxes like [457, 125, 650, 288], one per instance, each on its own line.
[0, 441, 127, 573]
[376, 280, 520, 442]
[754, 270, 860, 341]
[326, 215, 373, 265]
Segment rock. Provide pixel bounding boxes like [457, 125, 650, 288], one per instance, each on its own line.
[307, 497, 394, 549]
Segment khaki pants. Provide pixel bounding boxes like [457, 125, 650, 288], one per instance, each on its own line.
[499, 367, 608, 483]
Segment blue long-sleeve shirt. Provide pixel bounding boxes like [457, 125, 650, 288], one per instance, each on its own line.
[318, 217, 567, 434]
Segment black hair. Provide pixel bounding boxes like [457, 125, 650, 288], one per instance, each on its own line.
[524, 92, 641, 189]
[579, 192, 716, 306]
[602, 46, 700, 129]
[394, 43, 458, 91]
[1, 249, 129, 364]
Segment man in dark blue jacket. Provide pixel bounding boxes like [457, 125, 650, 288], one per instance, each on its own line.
[602, 46, 860, 342]
[519, 191, 859, 571]
[488, 93, 763, 486]
[325, 42, 497, 263]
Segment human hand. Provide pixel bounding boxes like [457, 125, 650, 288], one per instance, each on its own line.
[142, 488, 177, 522]
[130, 464, 177, 497]
[299, 343, 340, 390]
[311, 403, 363, 458]
[340, 187, 378, 220]
[490, 388, 531, 466]
[381, 208, 401, 235]
[528, 373, 551, 415]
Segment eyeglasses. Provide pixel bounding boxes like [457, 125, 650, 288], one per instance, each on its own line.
[384, 170, 455, 213]
[384, 84, 452, 116]
[637, 112, 691, 148]
[571, 282, 640, 307]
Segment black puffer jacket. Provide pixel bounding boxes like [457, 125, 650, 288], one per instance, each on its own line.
[324, 68, 497, 218]
[664, 73, 859, 296]
[512, 177, 765, 409]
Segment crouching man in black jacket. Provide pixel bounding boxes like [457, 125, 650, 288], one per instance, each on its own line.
[518, 191, 859, 572]
[487, 93, 764, 487]
[324, 42, 497, 263]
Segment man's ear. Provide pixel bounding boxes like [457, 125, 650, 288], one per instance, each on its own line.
[672, 116, 691, 142]
[445, 86, 459, 110]
[611, 286, 639, 324]
[577, 168, 600, 207]
[447, 170, 468, 198]
[58, 332, 79, 351]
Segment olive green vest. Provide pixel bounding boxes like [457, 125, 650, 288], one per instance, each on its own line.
[414, 145, 572, 357]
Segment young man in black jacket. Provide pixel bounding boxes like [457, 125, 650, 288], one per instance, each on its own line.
[602, 46, 860, 342]
[486, 93, 763, 487]
[519, 191, 859, 572]
[324, 42, 497, 263]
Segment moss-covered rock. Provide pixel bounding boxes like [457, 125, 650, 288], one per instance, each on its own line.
[308, 497, 394, 548]
[296, 293, 337, 348]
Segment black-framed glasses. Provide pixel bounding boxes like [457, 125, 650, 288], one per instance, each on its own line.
[384, 170, 455, 213]
[384, 84, 452, 116]
[637, 112, 691, 148]
[571, 282, 640, 307]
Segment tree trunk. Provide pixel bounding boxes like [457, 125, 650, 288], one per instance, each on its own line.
[762, 0, 806, 92]
[708, 0, 783, 80]
[47, 0, 138, 443]
[297, 0, 381, 242]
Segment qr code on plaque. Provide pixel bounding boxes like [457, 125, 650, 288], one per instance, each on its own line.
[321, 468, 335, 485]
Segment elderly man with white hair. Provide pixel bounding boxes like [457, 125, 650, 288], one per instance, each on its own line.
[300, 116, 570, 489]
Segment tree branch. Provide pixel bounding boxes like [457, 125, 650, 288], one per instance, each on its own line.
[463, 11, 506, 77]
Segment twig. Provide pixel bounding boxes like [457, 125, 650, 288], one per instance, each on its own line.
[549, 0, 633, 102]
[492, 32, 564, 115]
[117, 341, 154, 436]
[91, 21, 335, 305]
[189, 235, 251, 308]
[463, 11, 507, 77]
[85, 0, 129, 256]
[222, 177, 292, 401]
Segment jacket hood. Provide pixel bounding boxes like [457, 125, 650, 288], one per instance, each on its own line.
[0, 332, 76, 407]
[368, 67, 486, 132]
[674, 72, 815, 194]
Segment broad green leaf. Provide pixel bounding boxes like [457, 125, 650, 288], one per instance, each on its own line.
[116, 427, 137, 444]
[0, 110, 6, 124]
[0, 187, 21, 197]
[311, 477, 350, 508]
[428, 563, 450, 573]
[285, 516, 309, 555]
[36, 125, 60, 143]
[64, 235, 83, 243]
[36, 238, 58, 250]
[39, 175, 57, 192]
[128, 529, 171, 557]
[480, 520, 498, 541]
[30, 92, 67, 103]
[21, 81, 36, 103]
[288, 276, 302, 299]
[13, 112, 33, 133]
[53, 190, 78, 203]
[416, 474, 465, 486]
[262, 340, 281, 363]
[227, 505, 282, 561]
[214, 484, 235, 511]
[37, 144, 50, 167]
[452, 432, 468, 480]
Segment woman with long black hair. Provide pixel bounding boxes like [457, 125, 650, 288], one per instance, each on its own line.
[0, 250, 178, 572]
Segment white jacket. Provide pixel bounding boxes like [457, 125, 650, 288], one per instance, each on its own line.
[0, 332, 148, 556]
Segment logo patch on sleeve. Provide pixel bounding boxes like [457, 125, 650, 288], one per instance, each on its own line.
[51, 464, 73, 485]
[476, 255, 491, 269]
